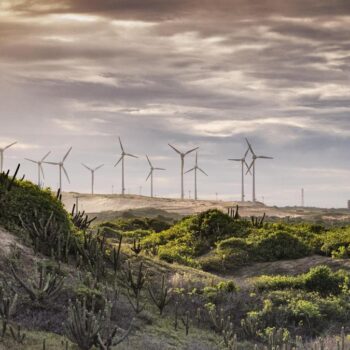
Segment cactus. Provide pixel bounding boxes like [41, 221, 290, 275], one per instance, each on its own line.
[19, 210, 72, 261]
[131, 238, 142, 255]
[148, 274, 172, 315]
[181, 310, 190, 336]
[64, 298, 102, 350]
[112, 236, 122, 274]
[120, 261, 148, 314]
[10, 263, 64, 303]
[251, 213, 266, 228]
[208, 305, 231, 333]
[71, 204, 96, 230]
[0, 285, 17, 337]
[174, 301, 179, 331]
[227, 205, 240, 220]
[96, 302, 133, 350]
[9, 324, 26, 344]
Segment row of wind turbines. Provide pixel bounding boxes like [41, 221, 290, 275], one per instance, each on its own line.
[0, 137, 273, 203]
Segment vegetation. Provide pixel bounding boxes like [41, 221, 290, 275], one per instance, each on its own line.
[3, 167, 350, 348]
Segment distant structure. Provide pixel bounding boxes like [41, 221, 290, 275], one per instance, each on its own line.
[81, 163, 104, 195]
[145, 155, 165, 198]
[168, 144, 198, 200]
[301, 188, 305, 207]
[347, 200, 350, 210]
[114, 137, 138, 196]
[228, 147, 250, 202]
[0, 141, 17, 173]
[245, 138, 273, 203]
[44, 147, 72, 191]
[185, 151, 208, 201]
[25, 151, 51, 187]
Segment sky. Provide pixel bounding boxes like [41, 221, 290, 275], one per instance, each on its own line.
[1, 0, 350, 208]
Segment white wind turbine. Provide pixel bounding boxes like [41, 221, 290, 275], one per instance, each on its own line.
[245, 138, 273, 203]
[44, 147, 72, 191]
[228, 148, 251, 202]
[0, 141, 17, 173]
[185, 152, 208, 200]
[81, 163, 104, 195]
[145, 155, 165, 198]
[114, 137, 138, 196]
[25, 151, 51, 187]
[168, 144, 199, 200]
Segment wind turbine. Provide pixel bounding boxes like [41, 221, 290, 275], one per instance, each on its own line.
[81, 163, 104, 195]
[168, 144, 199, 199]
[114, 137, 138, 196]
[245, 138, 273, 203]
[228, 148, 251, 202]
[25, 151, 51, 187]
[44, 147, 72, 191]
[145, 155, 165, 198]
[0, 141, 17, 173]
[185, 152, 207, 200]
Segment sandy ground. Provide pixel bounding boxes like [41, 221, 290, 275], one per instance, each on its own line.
[62, 192, 350, 221]
[62, 192, 299, 218]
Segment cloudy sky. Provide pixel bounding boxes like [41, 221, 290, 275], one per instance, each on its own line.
[1, 0, 350, 207]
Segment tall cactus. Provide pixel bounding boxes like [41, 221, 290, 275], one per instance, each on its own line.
[148, 274, 172, 315]
[0, 285, 17, 337]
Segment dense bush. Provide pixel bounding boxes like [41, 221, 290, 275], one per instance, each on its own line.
[0, 179, 71, 233]
[254, 266, 347, 296]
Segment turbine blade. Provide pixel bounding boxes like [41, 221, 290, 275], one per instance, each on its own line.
[185, 147, 199, 156]
[62, 165, 70, 183]
[62, 146, 72, 162]
[118, 137, 124, 152]
[154, 167, 166, 171]
[244, 160, 252, 174]
[246, 160, 254, 175]
[94, 164, 104, 171]
[244, 147, 250, 158]
[257, 156, 273, 159]
[198, 167, 208, 176]
[41, 151, 51, 162]
[228, 158, 241, 162]
[114, 156, 123, 167]
[82, 163, 92, 171]
[43, 161, 59, 165]
[146, 155, 152, 168]
[4, 141, 17, 150]
[25, 158, 38, 164]
[125, 153, 138, 158]
[245, 138, 255, 156]
[146, 170, 152, 181]
[185, 167, 195, 174]
[168, 144, 181, 155]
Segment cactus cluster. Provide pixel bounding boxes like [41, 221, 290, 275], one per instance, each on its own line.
[227, 205, 240, 220]
[251, 213, 266, 228]
[71, 203, 96, 231]
[120, 261, 149, 314]
[19, 210, 72, 261]
[10, 263, 64, 303]
[148, 274, 172, 315]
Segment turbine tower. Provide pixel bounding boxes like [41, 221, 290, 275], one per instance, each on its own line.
[245, 138, 273, 203]
[0, 141, 17, 173]
[114, 137, 138, 196]
[185, 152, 207, 200]
[82, 163, 104, 195]
[25, 151, 51, 187]
[44, 147, 72, 191]
[168, 144, 198, 200]
[145, 155, 165, 198]
[228, 148, 251, 202]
